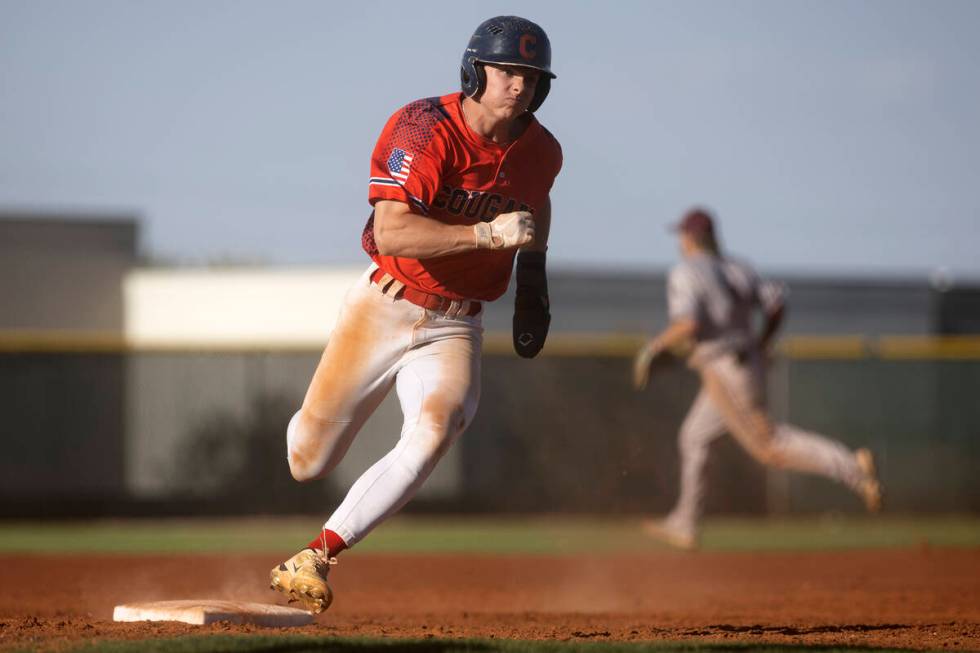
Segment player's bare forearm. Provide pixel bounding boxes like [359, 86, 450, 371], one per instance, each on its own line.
[374, 200, 536, 258]
[633, 317, 695, 390]
[649, 317, 698, 352]
[374, 200, 478, 258]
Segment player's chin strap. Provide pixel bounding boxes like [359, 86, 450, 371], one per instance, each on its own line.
[513, 250, 550, 358]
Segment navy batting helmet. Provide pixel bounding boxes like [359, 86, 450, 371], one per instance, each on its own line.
[460, 16, 556, 113]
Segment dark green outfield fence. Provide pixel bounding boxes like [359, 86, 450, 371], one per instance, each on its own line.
[780, 357, 979, 513]
[1, 336, 977, 518]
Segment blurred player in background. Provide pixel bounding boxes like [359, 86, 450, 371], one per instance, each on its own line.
[633, 207, 882, 551]
[269, 16, 562, 612]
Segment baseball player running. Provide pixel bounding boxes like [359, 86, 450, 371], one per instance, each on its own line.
[270, 16, 562, 612]
[633, 208, 882, 551]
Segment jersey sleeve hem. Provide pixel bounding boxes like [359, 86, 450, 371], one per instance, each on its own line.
[369, 178, 430, 214]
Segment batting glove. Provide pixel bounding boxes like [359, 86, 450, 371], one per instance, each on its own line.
[632, 340, 664, 391]
[474, 211, 535, 250]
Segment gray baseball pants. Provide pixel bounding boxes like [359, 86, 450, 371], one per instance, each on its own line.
[665, 351, 866, 537]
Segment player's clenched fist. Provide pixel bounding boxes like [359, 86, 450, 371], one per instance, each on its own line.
[474, 211, 535, 250]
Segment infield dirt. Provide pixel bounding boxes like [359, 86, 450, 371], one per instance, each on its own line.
[1, 549, 978, 651]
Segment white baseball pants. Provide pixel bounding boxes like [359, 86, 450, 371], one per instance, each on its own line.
[665, 351, 866, 536]
[286, 266, 482, 547]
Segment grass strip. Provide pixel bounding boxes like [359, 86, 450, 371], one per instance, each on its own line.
[0, 516, 976, 555]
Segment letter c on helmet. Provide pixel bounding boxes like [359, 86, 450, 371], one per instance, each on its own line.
[519, 34, 537, 61]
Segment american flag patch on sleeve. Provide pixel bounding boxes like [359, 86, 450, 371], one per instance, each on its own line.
[387, 148, 414, 182]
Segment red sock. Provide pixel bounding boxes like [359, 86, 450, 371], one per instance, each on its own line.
[307, 529, 347, 558]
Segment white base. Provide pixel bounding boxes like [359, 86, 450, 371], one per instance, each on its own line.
[112, 600, 314, 626]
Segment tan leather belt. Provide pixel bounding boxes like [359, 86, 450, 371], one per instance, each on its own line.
[370, 268, 482, 317]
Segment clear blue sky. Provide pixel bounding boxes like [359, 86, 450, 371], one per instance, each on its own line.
[2, 0, 978, 278]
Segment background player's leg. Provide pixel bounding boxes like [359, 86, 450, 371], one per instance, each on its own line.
[701, 354, 871, 497]
[665, 387, 727, 536]
[700, 356, 776, 463]
[322, 325, 481, 547]
[768, 423, 865, 489]
[286, 272, 416, 482]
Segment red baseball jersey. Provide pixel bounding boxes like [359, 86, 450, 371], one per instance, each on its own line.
[362, 92, 562, 302]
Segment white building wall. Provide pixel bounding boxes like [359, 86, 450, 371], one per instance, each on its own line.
[123, 267, 365, 346]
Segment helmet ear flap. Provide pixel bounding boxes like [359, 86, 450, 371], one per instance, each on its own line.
[460, 58, 485, 99]
[528, 75, 551, 113]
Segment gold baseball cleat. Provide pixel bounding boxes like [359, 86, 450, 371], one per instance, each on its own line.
[270, 548, 337, 614]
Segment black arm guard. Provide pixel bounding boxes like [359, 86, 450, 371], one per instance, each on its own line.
[513, 251, 551, 358]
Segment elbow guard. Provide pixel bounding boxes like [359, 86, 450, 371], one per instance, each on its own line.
[513, 251, 551, 358]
